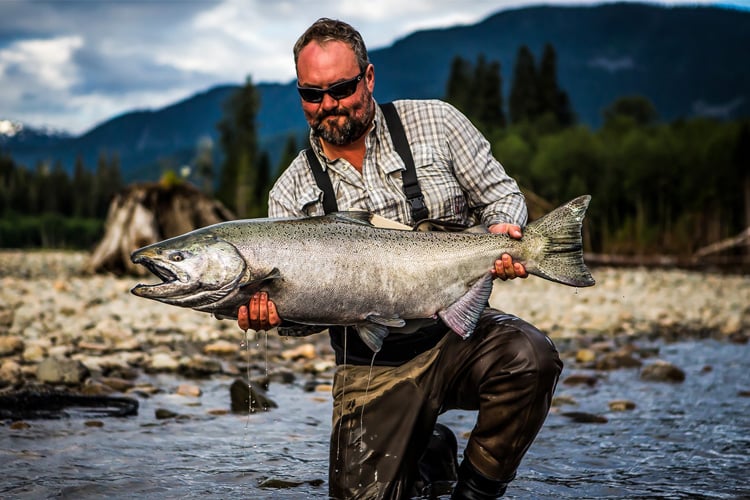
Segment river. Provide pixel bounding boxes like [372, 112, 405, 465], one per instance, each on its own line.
[2, 338, 748, 499]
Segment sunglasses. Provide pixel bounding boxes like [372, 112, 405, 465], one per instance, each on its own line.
[297, 69, 366, 103]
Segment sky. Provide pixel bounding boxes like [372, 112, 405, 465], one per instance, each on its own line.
[1, 0, 748, 135]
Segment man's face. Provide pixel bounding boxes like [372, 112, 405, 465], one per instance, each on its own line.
[296, 40, 375, 146]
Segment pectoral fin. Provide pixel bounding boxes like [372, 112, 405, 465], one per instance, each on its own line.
[438, 273, 493, 339]
[356, 322, 391, 353]
[238, 267, 282, 292]
[366, 314, 406, 328]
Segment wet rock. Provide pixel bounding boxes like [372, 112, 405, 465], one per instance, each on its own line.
[10, 421, 31, 430]
[22, 341, 48, 363]
[99, 376, 136, 393]
[36, 357, 90, 385]
[230, 379, 278, 412]
[562, 373, 598, 386]
[595, 350, 643, 370]
[608, 400, 637, 411]
[0, 359, 23, 387]
[280, 343, 317, 361]
[561, 411, 608, 423]
[85, 420, 104, 428]
[80, 380, 115, 396]
[640, 360, 686, 383]
[179, 355, 223, 378]
[204, 340, 240, 356]
[176, 384, 202, 397]
[268, 370, 296, 385]
[258, 478, 324, 489]
[737, 389, 750, 397]
[575, 348, 596, 363]
[551, 394, 578, 407]
[155, 408, 179, 419]
[0, 307, 15, 333]
[146, 352, 180, 373]
[0, 335, 24, 356]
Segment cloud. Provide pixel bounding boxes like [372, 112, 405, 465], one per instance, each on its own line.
[0, 0, 745, 134]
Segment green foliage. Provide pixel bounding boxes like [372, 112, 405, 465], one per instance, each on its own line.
[0, 150, 121, 249]
[216, 76, 271, 217]
[496, 111, 749, 256]
[445, 54, 505, 133]
[0, 214, 104, 249]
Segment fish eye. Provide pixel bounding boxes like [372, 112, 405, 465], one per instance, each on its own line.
[169, 252, 185, 262]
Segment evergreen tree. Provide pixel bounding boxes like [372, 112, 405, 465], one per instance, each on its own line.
[217, 76, 261, 217]
[509, 45, 539, 124]
[472, 55, 506, 130]
[72, 156, 93, 217]
[193, 136, 215, 196]
[445, 56, 473, 115]
[538, 44, 574, 127]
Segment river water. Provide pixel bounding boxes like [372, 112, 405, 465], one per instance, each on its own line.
[2, 338, 748, 499]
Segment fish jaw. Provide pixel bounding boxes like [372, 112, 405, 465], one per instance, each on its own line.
[130, 232, 248, 308]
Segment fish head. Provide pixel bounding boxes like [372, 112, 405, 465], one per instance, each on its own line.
[130, 230, 247, 308]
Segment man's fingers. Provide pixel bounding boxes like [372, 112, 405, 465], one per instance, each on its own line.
[267, 300, 281, 327]
[238, 305, 249, 331]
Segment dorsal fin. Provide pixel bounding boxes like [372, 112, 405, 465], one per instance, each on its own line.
[325, 211, 374, 226]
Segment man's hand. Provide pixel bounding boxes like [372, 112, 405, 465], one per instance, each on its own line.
[237, 291, 282, 331]
[488, 223, 528, 280]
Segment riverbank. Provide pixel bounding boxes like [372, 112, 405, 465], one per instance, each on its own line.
[1, 250, 748, 395]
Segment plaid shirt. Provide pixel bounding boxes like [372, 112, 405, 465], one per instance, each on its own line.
[268, 99, 527, 228]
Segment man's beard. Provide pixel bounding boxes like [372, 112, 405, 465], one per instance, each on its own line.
[311, 92, 374, 146]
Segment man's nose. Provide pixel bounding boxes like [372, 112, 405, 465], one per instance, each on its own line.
[320, 92, 339, 110]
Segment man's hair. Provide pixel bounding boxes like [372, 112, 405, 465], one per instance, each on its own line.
[293, 18, 370, 73]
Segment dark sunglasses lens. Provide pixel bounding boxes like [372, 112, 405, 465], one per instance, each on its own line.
[327, 79, 359, 100]
[298, 87, 324, 103]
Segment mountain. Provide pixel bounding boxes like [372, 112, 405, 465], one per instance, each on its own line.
[2, 3, 749, 182]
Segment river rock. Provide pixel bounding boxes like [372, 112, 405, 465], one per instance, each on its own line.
[0, 359, 22, 387]
[179, 355, 222, 378]
[595, 350, 643, 370]
[562, 373, 598, 386]
[36, 357, 90, 385]
[0, 335, 24, 356]
[561, 411, 608, 423]
[640, 360, 686, 382]
[204, 340, 240, 356]
[147, 352, 180, 373]
[230, 378, 278, 412]
[608, 400, 637, 411]
[280, 343, 317, 361]
[176, 383, 202, 397]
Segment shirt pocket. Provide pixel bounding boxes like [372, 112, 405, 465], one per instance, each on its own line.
[412, 144, 471, 224]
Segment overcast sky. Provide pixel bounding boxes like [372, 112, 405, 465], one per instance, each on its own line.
[0, 0, 747, 135]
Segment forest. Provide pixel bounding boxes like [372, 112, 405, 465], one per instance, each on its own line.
[1, 44, 748, 264]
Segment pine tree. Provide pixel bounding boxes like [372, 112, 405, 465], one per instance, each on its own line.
[538, 44, 574, 127]
[217, 76, 261, 217]
[473, 56, 505, 130]
[509, 45, 539, 124]
[445, 56, 473, 115]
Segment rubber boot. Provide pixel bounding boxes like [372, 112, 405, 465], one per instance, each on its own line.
[451, 459, 513, 499]
[416, 423, 459, 496]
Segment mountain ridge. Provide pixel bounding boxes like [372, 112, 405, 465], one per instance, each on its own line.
[2, 2, 748, 181]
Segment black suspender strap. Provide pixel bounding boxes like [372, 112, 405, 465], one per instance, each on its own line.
[304, 102, 429, 221]
[379, 102, 429, 223]
[305, 148, 339, 214]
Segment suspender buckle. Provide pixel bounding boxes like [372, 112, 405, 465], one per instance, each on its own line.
[408, 195, 429, 222]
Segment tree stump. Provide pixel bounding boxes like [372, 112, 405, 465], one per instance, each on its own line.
[86, 182, 234, 275]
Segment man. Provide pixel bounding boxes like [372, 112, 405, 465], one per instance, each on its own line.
[238, 18, 562, 500]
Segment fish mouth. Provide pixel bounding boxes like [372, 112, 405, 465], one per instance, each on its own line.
[131, 254, 193, 298]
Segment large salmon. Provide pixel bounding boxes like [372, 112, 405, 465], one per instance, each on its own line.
[131, 195, 595, 351]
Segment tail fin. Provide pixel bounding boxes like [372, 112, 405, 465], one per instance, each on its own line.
[525, 195, 595, 287]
